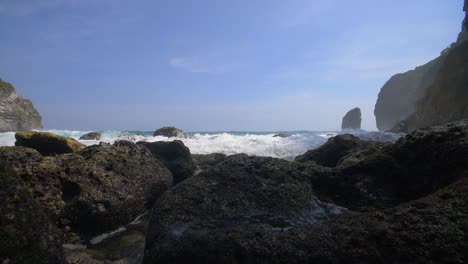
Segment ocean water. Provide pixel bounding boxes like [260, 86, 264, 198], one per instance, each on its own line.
[0, 130, 402, 160]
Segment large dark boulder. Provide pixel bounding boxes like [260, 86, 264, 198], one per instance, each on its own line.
[153, 127, 188, 138]
[79, 132, 102, 140]
[144, 154, 347, 263]
[310, 120, 468, 210]
[0, 170, 65, 264]
[0, 141, 172, 242]
[15, 131, 85, 156]
[0, 79, 43, 132]
[138, 140, 195, 184]
[144, 152, 468, 263]
[341, 108, 361, 130]
[191, 153, 228, 172]
[294, 134, 386, 168]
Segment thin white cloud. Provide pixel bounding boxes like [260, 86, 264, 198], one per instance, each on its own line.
[169, 57, 234, 74]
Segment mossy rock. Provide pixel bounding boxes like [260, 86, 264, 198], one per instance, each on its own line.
[0, 170, 65, 263]
[15, 131, 85, 156]
[79, 132, 102, 140]
[153, 127, 187, 138]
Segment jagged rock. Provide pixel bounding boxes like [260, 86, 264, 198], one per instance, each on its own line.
[294, 134, 387, 168]
[341, 108, 361, 130]
[79, 132, 102, 140]
[0, 170, 65, 264]
[144, 154, 347, 263]
[137, 140, 195, 185]
[15, 131, 85, 156]
[153, 127, 188, 138]
[0, 79, 42, 132]
[310, 120, 468, 210]
[402, 41, 468, 130]
[0, 141, 172, 242]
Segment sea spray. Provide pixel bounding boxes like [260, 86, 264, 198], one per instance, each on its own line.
[0, 130, 401, 160]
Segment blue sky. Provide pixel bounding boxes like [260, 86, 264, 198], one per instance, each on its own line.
[0, 0, 463, 131]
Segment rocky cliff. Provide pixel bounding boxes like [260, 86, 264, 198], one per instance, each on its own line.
[374, 55, 447, 131]
[375, 0, 467, 131]
[0, 79, 43, 132]
[404, 41, 468, 130]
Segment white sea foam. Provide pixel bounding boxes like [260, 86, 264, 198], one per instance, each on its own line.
[0, 129, 402, 160]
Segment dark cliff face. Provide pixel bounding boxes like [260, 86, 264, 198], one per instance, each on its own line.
[0, 80, 43, 132]
[374, 55, 447, 131]
[404, 41, 468, 130]
[375, 0, 468, 131]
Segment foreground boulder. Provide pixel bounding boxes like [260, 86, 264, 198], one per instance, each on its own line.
[79, 132, 102, 140]
[0, 170, 65, 264]
[310, 120, 468, 210]
[153, 127, 187, 138]
[138, 140, 195, 184]
[295, 134, 386, 168]
[0, 141, 172, 242]
[0, 79, 43, 132]
[144, 177, 467, 264]
[341, 108, 361, 130]
[15, 131, 85, 155]
[191, 153, 227, 171]
[144, 154, 347, 263]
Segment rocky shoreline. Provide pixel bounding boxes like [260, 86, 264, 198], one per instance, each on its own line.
[0, 120, 467, 263]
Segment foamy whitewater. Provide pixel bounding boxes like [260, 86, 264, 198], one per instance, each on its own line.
[0, 130, 402, 160]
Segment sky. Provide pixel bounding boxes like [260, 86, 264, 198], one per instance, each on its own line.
[0, 0, 464, 131]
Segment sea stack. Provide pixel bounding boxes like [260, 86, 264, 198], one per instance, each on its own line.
[341, 107, 361, 130]
[0, 79, 43, 132]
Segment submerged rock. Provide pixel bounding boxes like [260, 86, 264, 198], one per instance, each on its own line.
[137, 140, 195, 185]
[0, 170, 65, 264]
[79, 132, 102, 140]
[15, 131, 85, 155]
[341, 108, 361, 130]
[0, 79, 43, 132]
[0, 141, 172, 242]
[153, 127, 187, 138]
[273, 133, 290, 138]
[295, 134, 386, 168]
[144, 154, 347, 263]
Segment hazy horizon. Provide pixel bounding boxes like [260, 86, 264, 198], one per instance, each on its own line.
[0, 0, 463, 131]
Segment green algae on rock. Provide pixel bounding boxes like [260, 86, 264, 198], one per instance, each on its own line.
[15, 131, 85, 155]
[0, 170, 65, 264]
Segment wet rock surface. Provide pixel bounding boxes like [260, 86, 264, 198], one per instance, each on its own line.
[153, 127, 188, 138]
[295, 134, 387, 168]
[144, 154, 347, 263]
[191, 153, 227, 171]
[0, 141, 172, 242]
[79, 132, 102, 140]
[15, 131, 85, 155]
[0, 170, 65, 264]
[308, 120, 468, 211]
[137, 140, 195, 185]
